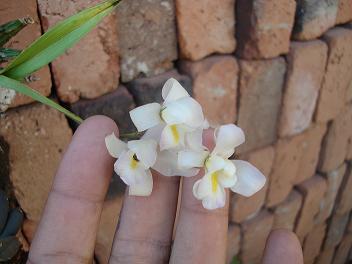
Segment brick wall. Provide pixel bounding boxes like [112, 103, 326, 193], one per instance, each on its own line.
[0, 0, 352, 263]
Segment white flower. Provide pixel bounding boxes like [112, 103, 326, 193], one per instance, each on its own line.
[105, 133, 157, 196]
[178, 124, 266, 210]
[129, 78, 206, 151]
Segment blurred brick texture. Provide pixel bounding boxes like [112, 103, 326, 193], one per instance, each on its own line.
[0, 1, 352, 263]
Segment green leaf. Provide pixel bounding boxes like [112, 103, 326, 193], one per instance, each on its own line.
[0, 17, 34, 47]
[0, 48, 21, 62]
[1, 0, 120, 80]
[0, 75, 83, 124]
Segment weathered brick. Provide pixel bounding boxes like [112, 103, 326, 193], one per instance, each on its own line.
[0, 0, 51, 108]
[334, 233, 352, 264]
[237, 58, 285, 153]
[235, 0, 296, 59]
[240, 210, 274, 264]
[303, 222, 327, 263]
[315, 247, 335, 264]
[176, 0, 236, 61]
[324, 213, 349, 249]
[335, 164, 352, 215]
[273, 190, 302, 230]
[226, 224, 241, 264]
[295, 123, 327, 184]
[179, 56, 238, 126]
[295, 176, 327, 242]
[293, 0, 339, 40]
[267, 134, 303, 207]
[336, 0, 352, 25]
[95, 177, 124, 264]
[0, 104, 72, 221]
[319, 107, 352, 173]
[279, 41, 328, 137]
[230, 146, 274, 223]
[315, 28, 352, 122]
[126, 69, 192, 106]
[117, 0, 177, 82]
[38, 0, 120, 103]
[70, 85, 135, 134]
[316, 163, 346, 223]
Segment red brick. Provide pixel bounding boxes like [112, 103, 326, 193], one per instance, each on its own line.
[336, 0, 352, 25]
[293, 0, 339, 40]
[0, 104, 72, 221]
[240, 210, 274, 264]
[279, 41, 328, 137]
[0, 0, 51, 108]
[117, 0, 177, 82]
[303, 222, 327, 263]
[315, 248, 335, 264]
[179, 56, 238, 126]
[273, 190, 302, 230]
[335, 164, 352, 215]
[324, 213, 349, 249]
[236, 0, 296, 59]
[267, 134, 303, 207]
[316, 163, 347, 223]
[334, 233, 352, 264]
[319, 107, 352, 173]
[295, 123, 327, 184]
[95, 185, 124, 264]
[230, 146, 274, 223]
[38, 0, 119, 103]
[237, 58, 286, 153]
[226, 224, 241, 264]
[315, 28, 352, 122]
[70, 85, 135, 134]
[176, 0, 236, 61]
[295, 176, 327, 242]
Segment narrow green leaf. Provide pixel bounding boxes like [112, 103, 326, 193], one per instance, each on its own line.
[0, 17, 34, 47]
[0, 75, 83, 124]
[0, 0, 120, 80]
[0, 48, 21, 62]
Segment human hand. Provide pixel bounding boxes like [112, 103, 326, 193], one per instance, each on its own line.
[27, 116, 303, 264]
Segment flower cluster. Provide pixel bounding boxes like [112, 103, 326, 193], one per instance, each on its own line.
[105, 78, 266, 210]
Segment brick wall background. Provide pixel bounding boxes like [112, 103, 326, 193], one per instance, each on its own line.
[0, 0, 352, 263]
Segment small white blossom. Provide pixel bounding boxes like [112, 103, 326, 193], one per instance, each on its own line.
[129, 78, 206, 151]
[105, 133, 157, 196]
[178, 124, 266, 210]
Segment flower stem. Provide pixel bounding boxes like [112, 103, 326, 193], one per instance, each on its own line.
[119, 131, 144, 140]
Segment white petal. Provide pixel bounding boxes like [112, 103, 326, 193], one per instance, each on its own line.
[217, 160, 237, 188]
[152, 150, 199, 177]
[161, 97, 204, 128]
[162, 78, 190, 103]
[178, 150, 209, 169]
[114, 150, 146, 185]
[192, 173, 212, 200]
[141, 124, 165, 141]
[202, 188, 226, 210]
[105, 132, 127, 158]
[205, 154, 226, 173]
[128, 139, 157, 168]
[160, 124, 186, 150]
[129, 103, 162, 132]
[202, 119, 210, 129]
[230, 160, 266, 197]
[129, 170, 153, 196]
[185, 128, 205, 151]
[213, 124, 245, 158]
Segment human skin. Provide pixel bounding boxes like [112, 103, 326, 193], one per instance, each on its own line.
[27, 116, 303, 264]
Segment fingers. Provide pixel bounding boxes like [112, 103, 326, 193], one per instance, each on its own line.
[28, 116, 118, 264]
[262, 229, 303, 264]
[109, 172, 180, 263]
[170, 130, 228, 264]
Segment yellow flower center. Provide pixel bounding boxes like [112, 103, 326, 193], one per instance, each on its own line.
[130, 154, 139, 170]
[170, 124, 180, 143]
[211, 171, 219, 193]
